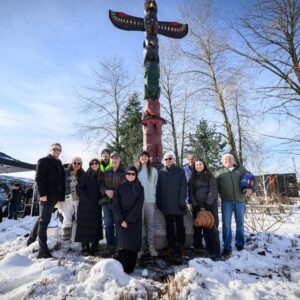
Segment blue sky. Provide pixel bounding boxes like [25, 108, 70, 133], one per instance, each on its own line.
[0, 0, 299, 178]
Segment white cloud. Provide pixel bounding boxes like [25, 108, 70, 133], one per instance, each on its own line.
[0, 110, 28, 129]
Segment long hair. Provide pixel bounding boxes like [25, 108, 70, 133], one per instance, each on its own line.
[69, 161, 84, 177]
[189, 159, 212, 185]
[137, 158, 152, 179]
[87, 159, 102, 184]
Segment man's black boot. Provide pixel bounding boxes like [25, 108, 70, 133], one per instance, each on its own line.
[37, 248, 52, 259]
[27, 236, 36, 246]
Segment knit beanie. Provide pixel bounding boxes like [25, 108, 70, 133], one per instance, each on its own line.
[72, 157, 82, 164]
[125, 166, 138, 174]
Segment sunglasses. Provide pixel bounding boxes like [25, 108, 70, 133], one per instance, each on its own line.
[52, 148, 62, 152]
[126, 172, 136, 176]
[90, 162, 99, 166]
[73, 162, 81, 166]
[164, 157, 173, 161]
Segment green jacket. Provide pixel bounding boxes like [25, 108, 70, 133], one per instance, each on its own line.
[216, 165, 249, 202]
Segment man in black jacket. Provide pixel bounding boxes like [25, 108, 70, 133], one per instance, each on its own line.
[8, 183, 24, 220]
[156, 152, 187, 257]
[27, 143, 65, 259]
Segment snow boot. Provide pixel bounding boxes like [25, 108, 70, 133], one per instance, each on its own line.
[163, 247, 173, 257]
[149, 246, 158, 257]
[90, 243, 99, 256]
[62, 227, 72, 241]
[37, 248, 52, 259]
[27, 236, 36, 246]
[222, 249, 232, 258]
[179, 245, 186, 257]
[82, 243, 90, 256]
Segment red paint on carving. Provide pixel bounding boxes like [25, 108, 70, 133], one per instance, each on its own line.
[118, 12, 128, 18]
[170, 22, 180, 27]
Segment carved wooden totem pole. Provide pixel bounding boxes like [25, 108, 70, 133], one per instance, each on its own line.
[109, 1, 188, 165]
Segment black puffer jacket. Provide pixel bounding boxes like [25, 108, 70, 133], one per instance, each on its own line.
[75, 169, 102, 243]
[112, 180, 144, 252]
[35, 155, 65, 202]
[188, 172, 218, 208]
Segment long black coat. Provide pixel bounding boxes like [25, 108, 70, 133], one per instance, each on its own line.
[156, 165, 187, 215]
[75, 171, 102, 244]
[112, 180, 144, 252]
[35, 155, 65, 202]
[188, 173, 218, 208]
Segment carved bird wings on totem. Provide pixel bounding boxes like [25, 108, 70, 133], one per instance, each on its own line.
[109, 10, 188, 39]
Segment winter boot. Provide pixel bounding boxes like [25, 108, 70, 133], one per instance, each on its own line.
[163, 247, 173, 257]
[149, 245, 158, 257]
[81, 243, 90, 256]
[62, 227, 72, 241]
[90, 243, 99, 256]
[179, 245, 186, 257]
[37, 248, 52, 259]
[222, 249, 232, 258]
[27, 236, 36, 246]
[137, 250, 144, 259]
[107, 245, 116, 256]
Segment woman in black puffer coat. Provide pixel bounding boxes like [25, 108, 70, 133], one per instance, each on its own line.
[112, 166, 144, 274]
[188, 159, 220, 257]
[75, 159, 103, 256]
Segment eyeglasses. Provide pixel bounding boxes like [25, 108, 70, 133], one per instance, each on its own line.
[164, 157, 173, 161]
[90, 162, 99, 166]
[73, 162, 81, 166]
[52, 148, 62, 152]
[126, 172, 136, 176]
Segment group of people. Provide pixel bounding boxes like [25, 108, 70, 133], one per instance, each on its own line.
[26, 142, 252, 274]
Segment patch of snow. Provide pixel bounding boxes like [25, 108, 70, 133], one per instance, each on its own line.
[0, 207, 299, 299]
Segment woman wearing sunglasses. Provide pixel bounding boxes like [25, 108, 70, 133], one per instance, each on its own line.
[112, 166, 144, 273]
[58, 157, 85, 242]
[75, 159, 103, 256]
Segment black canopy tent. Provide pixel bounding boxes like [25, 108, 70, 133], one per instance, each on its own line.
[0, 152, 36, 173]
[0, 152, 38, 217]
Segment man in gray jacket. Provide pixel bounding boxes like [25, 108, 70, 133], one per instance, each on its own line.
[156, 152, 187, 257]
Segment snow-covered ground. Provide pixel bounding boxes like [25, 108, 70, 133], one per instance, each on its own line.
[0, 206, 299, 300]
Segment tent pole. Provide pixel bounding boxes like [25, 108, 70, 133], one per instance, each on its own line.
[31, 183, 36, 216]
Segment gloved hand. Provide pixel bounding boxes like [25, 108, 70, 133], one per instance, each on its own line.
[179, 203, 186, 211]
[192, 205, 200, 213]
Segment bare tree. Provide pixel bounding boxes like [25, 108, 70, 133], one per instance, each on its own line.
[180, 100, 188, 166]
[231, 0, 300, 121]
[180, 0, 243, 163]
[77, 56, 133, 148]
[159, 42, 196, 166]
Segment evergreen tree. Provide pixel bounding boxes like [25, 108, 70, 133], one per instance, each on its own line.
[186, 119, 226, 171]
[108, 93, 143, 166]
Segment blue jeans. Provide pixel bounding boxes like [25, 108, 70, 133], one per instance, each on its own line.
[103, 204, 116, 247]
[221, 200, 245, 251]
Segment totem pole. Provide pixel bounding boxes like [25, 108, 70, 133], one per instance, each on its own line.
[109, 1, 188, 165]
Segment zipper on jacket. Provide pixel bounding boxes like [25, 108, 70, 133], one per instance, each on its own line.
[228, 169, 236, 201]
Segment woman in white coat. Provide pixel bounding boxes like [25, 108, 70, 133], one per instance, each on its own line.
[59, 157, 84, 241]
[137, 151, 158, 257]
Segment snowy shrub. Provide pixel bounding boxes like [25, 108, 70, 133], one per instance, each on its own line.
[244, 204, 294, 232]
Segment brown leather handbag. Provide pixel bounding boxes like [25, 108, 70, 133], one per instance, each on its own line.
[193, 208, 215, 229]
